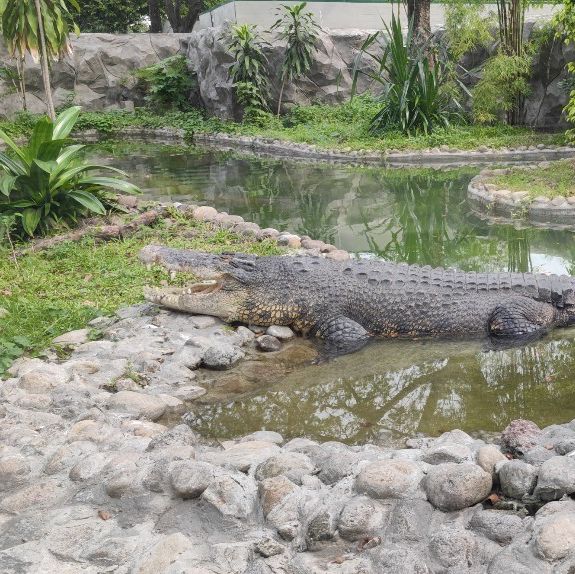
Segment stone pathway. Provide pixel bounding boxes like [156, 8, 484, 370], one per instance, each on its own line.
[2, 303, 575, 573]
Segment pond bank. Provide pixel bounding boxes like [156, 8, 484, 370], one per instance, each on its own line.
[2, 297, 575, 572]
[75, 126, 575, 166]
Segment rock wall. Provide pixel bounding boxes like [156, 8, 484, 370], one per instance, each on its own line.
[0, 33, 190, 117]
[0, 28, 572, 128]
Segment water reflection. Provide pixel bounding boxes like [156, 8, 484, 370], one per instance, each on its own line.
[189, 333, 575, 444]
[92, 144, 575, 274]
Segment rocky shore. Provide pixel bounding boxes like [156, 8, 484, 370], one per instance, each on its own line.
[2, 296, 575, 573]
[469, 163, 575, 227]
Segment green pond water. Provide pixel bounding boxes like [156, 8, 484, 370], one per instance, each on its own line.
[96, 143, 575, 444]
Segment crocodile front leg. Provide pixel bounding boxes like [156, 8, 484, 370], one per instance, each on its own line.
[488, 297, 558, 344]
[313, 316, 371, 359]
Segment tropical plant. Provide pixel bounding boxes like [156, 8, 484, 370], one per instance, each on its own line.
[135, 55, 196, 111]
[351, 11, 461, 135]
[0, 0, 80, 120]
[554, 0, 575, 141]
[225, 24, 271, 114]
[270, 2, 319, 115]
[0, 106, 140, 238]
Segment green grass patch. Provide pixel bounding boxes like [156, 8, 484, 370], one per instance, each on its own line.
[490, 159, 575, 200]
[0, 215, 282, 372]
[0, 98, 566, 152]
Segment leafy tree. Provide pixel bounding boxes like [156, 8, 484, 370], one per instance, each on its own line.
[0, 106, 139, 238]
[1, 0, 79, 120]
[163, 0, 202, 32]
[75, 0, 147, 33]
[271, 2, 319, 115]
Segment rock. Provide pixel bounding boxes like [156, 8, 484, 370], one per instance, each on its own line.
[255, 452, 316, 484]
[18, 364, 70, 393]
[355, 459, 424, 499]
[192, 205, 218, 221]
[146, 424, 199, 451]
[203, 440, 280, 472]
[255, 537, 285, 557]
[256, 335, 281, 352]
[201, 343, 244, 370]
[133, 533, 190, 574]
[424, 463, 492, 511]
[501, 419, 542, 455]
[386, 499, 433, 544]
[325, 249, 350, 261]
[107, 391, 167, 421]
[534, 456, 575, 501]
[499, 460, 538, 499]
[338, 496, 388, 541]
[53, 328, 90, 346]
[202, 472, 257, 518]
[468, 509, 524, 545]
[535, 514, 575, 560]
[169, 460, 215, 498]
[266, 326, 295, 340]
[422, 442, 473, 465]
[235, 326, 256, 345]
[477, 445, 507, 477]
[240, 430, 284, 445]
[429, 524, 477, 569]
[259, 475, 298, 516]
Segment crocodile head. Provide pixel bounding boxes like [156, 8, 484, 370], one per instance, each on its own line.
[141, 247, 259, 321]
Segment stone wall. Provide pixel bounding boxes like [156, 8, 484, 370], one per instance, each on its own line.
[0, 28, 572, 128]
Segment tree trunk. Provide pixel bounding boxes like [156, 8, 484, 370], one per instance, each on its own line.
[165, 0, 202, 32]
[16, 53, 27, 111]
[34, 0, 56, 120]
[406, 0, 431, 46]
[149, 0, 162, 32]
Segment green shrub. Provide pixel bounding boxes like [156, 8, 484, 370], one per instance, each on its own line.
[554, 0, 575, 141]
[0, 106, 140, 238]
[224, 24, 271, 114]
[135, 55, 196, 112]
[472, 53, 532, 124]
[352, 11, 462, 135]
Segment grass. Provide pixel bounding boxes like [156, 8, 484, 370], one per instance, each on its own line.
[0, 213, 282, 372]
[0, 97, 567, 153]
[490, 159, 575, 200]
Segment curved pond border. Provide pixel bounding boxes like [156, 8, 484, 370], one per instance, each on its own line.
[74, 127, 575, 166]
[468, 163, 575, 227]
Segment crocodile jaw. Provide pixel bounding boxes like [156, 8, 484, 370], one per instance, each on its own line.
[144, 281, 244, 321]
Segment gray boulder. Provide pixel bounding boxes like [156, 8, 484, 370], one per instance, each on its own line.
[499, 460, 538, 499]
[534, 456, 575, 501]
[355, 459, 425, 500]
[424, 463, 492, 511]
[201, 343, 244, 370]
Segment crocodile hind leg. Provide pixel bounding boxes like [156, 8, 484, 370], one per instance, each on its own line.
[487, 298, 557, 347]
[313, 316, 371, 359]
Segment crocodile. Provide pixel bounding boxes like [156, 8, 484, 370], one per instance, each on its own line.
[140, 245, 575, 358]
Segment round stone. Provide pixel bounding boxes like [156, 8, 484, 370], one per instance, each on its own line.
[355, 459, 424, 500]
[501, 419, 542, 455]
[202, 343, 244, 370]
[535, 514, 575, 560]
[266, 326, 295, 340]
[534, 456, 575, 501]
[255, 452, 316, 484]
[424, 463, 492, 511]
[476, 445, 507, 477]
[499, 460, 538, 499]
[256, 335, 281, 352]
[170, 460, 215, 499]
[192, 206, 218, 221]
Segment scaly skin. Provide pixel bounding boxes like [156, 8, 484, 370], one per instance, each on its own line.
[141, 245, 575, 357]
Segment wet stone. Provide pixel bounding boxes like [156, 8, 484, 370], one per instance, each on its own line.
[256, 335, 281, 352]
[201, 343, 244, 370]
